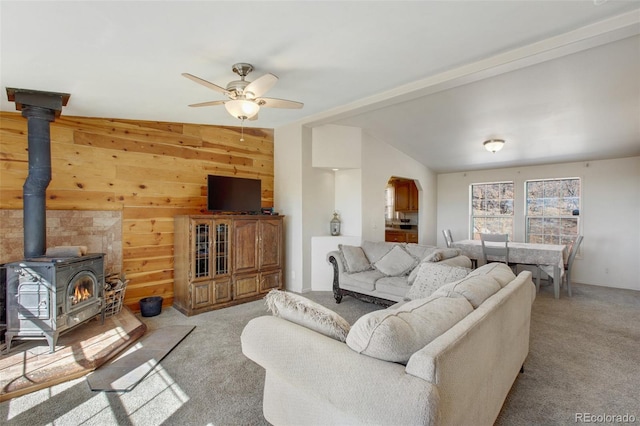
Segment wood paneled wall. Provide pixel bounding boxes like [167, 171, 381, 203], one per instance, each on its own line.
[0, 111, 274, 311]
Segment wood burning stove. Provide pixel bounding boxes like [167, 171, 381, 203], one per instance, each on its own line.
[4, 254, 104, 353]
[2, 89, 108, 354]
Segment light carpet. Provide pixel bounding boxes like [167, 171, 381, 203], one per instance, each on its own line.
[87, 325, 195, 392]
[0, 283, 638, 425]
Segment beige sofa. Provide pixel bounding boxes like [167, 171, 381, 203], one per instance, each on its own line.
[328, 241, 472, 306]
[241, 263, 536, 425]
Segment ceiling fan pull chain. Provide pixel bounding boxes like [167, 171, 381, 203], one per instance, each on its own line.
[240, 118, 245, 142]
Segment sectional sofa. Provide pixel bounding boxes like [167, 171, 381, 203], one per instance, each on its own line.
[241, 263, 536, 425]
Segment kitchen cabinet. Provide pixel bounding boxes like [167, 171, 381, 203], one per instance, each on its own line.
[385, 229, 418, 243]
[394, 179, 418, 212]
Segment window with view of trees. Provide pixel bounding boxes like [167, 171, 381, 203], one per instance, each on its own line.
[526, 178, 580, 244]
[471, 182, 514, 240]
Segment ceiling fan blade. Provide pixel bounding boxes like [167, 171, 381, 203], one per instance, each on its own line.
[182, 73, 229, 95]
[188, 100, 226, 107]
[244, 73, 278, 99]
[257, 97, 304, 109]
[248, 112, 259, 121]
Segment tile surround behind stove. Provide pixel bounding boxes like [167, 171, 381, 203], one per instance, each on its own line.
[0, 210, 122, 275]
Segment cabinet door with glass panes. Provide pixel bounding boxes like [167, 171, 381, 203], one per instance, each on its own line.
[190, 218, 232, 282]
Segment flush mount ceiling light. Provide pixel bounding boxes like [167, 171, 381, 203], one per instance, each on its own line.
[483, 139, 505, 153]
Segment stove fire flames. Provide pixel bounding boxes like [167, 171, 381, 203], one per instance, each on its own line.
[72, 279, 93, 305]
[4, 254, 105, 353]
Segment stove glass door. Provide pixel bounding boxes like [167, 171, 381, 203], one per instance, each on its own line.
[67, 270, 98, 311]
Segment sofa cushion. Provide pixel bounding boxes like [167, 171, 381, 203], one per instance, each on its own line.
[265, 290, 351, 342]
[361, 241, 398, 263]
[425, 248, 462, 262]
[405, 262, 471, 300]
[439, 255, 473, 269]
[432, 274, 501, 308]
[467, 262, 516, 288]
[374, 245, 418, 276]
[404, 244, 438, 261]
[341, 269, 385, 291]
[339, 244, 372, 273]
[375, 276, 411, 298]
[346, 295, 473, 363]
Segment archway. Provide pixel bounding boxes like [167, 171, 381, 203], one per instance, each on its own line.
[384, 176, 419, 243]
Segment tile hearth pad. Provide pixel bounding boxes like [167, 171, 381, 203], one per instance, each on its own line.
[0, 307, 146, 401]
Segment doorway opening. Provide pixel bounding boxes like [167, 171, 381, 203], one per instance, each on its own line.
[385, 177, 419, 243]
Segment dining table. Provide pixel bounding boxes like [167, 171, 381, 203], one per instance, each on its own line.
[452, 239, 568, 299]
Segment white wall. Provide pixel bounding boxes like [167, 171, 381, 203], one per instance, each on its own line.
[301, 126, 334, 293]
[335, 168, 362, 236]
[312, 125, 362, 169]
[437, 156, 640, 290]
[274, 123, 304, 292]
[311, 235, 362, 291]
[276, 123, 436, 294]
[276, 124, 337, 293]
[361, 132, 437, 245]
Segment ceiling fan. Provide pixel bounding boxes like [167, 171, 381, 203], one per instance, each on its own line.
[182, 63, 303, 122]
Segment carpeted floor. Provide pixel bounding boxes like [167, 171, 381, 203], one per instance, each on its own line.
[0, 282, 638, 425]
[495, 282, 640, 425]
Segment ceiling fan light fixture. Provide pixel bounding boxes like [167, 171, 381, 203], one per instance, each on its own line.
[184, 63, 302, 125]
[225, 99, 260, 120]
[483, 139, 505, 153]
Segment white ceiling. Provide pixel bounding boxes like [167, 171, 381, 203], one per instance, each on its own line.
[1, 1, 639, 173]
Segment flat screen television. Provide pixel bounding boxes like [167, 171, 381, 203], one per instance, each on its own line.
[207, 175, 262, 213]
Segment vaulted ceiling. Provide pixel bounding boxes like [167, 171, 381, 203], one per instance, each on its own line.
[2, 1, 639, 172]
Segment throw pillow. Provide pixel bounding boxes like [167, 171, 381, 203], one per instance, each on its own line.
[338, 244, 372, 273]
[346, 295, 473, 363]
[406, 262, 471, 300]
[361, 241, 398, 263]
[408, 248, 463, 284]
[265, 290, 351, 342]
[407, 264, 420, 285]
[404, 244, 438, 261]
[373, 245, 418, 276]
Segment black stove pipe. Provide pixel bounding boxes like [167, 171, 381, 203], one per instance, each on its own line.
[22, 106, 55, 258]
[6, 88, 70, 259]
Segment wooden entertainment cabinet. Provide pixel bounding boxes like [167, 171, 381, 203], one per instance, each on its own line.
[173, 214, 284, 316]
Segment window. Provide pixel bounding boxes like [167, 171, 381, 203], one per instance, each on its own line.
[470, 182, 514, 240]
[385, 182, 394, 221]
[526, 178, 580, 244]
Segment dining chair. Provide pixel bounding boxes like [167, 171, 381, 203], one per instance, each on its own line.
[480, 233, 515, 272]
[442, 229, 454, 248]
[538, 235, 583, 297]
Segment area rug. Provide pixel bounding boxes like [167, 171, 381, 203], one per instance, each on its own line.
[0, 307, 146, 402]
[86, 325, 195, 392]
